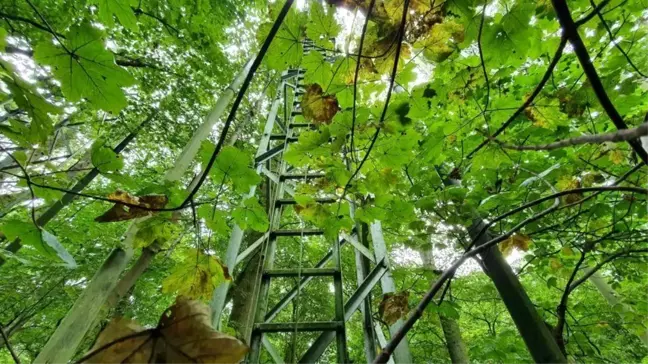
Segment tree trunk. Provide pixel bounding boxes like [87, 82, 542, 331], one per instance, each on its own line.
[419, 248, 470, 364]
[370, 221, 413, 364]
[33, 247, 131, 363]
[228, 250, 262, 343]
[0, 114, 154, 266]
[106, 241, 161, 309]
[468, 218, 566, 363]
[34, 61, 254, 363]
[587, 269, 648, 347]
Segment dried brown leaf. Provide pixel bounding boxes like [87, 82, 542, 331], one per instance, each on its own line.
[95, 190, 168, 222]
[82, 296, 248, 363]
[379, 291, 409, 325]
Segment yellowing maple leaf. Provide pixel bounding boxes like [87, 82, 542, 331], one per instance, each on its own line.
[499, 234, 532, 256]
[162, 249, 231, 300]
[417, 20, 464, 62]
[556, 176, 583, 204]
[301, 83, 340, 125]
[609, 149, 624, 165]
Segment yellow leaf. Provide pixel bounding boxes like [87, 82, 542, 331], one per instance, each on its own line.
[609, 149, 624, 165]
[499, 234, 531, 256]
[556, 177, 583, 204]
[301, 83, 339, 125]
[550, 258, 562, 270]
[162, 249, 231, 300]
[82, 296, 248, 363]
[416, 20, 464, 62]
[561, 247, 574, 256]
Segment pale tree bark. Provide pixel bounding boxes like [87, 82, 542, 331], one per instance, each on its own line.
[418, 248, 470, 364]
[586, 268, 648, 347]
[227, 250, 262, 343]
[33, 60, 254, 364]
[370, 222, 413, 364]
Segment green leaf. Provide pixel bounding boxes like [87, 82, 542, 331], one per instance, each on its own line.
[305, 2, 340, 48]
[162, 248, 230, 300]
[1, 70, 61, 144]
[258, 8, 304, 70]
[232, 197, 269, 232]
[94, 0, 139, 31]
[91, 140, 124, 173]
[303, 52, 333, 86]
[34, 23, 135, 112]
[1, 221, 76, 268]
[201, 144, 261, 193]
[0, 26, 7, 49]
[198, 205, 231, 236]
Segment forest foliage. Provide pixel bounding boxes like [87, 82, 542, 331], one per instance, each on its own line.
[0, 0, 646, 362]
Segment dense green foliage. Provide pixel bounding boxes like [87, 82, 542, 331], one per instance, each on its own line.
[0, 0, 646, 363]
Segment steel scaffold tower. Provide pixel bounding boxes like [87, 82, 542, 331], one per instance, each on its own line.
[215, 40, 411, 364]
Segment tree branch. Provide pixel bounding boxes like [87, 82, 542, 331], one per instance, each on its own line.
[0, 324, 20, 364]
[496, 122, 648, 151]
[551, 0, 648, 164]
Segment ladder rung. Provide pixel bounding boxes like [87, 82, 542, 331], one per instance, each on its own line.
[255, 321, 343, 333]
[291, 110, 302, 116]
[275, 198, 336, 206]
[270, 134, 286, 140]
[264, 268, 338, 277]
[280, 173, 326, 181]
[255, 144, 284, 164]
[272, 229, 324, 237]
[289, 123, 312, 128]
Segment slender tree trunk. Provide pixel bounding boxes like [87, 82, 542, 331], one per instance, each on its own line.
[33, 61, 254, 364]
[419, 248, 470, 364]
[587, 269, 648, 347]
[228, 250, 262, 343]
[370, 222, 413, 364]
[468, 218, 566, 363]
[105, 241, 161, 309]
[0, 114, 154, 266]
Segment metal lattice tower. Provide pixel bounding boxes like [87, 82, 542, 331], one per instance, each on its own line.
[216, 40, 411, 364]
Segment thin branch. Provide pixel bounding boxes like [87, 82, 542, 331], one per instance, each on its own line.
[569, 248, 648, 292]
[0, 11, 65, 38]
[551, 0, 648, 164]
[24, 0, 70, 54]
[495, 122, 648, 151]
[350, 0, 377, 163]
[0, 324, 20, 364]
[554, 249, 587, 352]
[466, 35, 568, 159]
[589, 0, 647, 78]
[477, 3, 489, 111]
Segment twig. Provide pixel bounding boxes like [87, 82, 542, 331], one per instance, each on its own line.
[0, 324, 20, 364]
[589, 0, 647, 78]
[466, 36, 568, 159]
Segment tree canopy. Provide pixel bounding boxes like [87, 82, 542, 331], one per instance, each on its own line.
[0, 0, 647, 363]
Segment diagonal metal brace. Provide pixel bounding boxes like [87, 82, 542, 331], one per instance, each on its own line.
[298, 257, 388, 363]
[341, 232, 376, 263]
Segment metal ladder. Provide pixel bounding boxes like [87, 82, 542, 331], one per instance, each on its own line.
[248, 62, 348, 363]
[243, 39, 401, 363]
